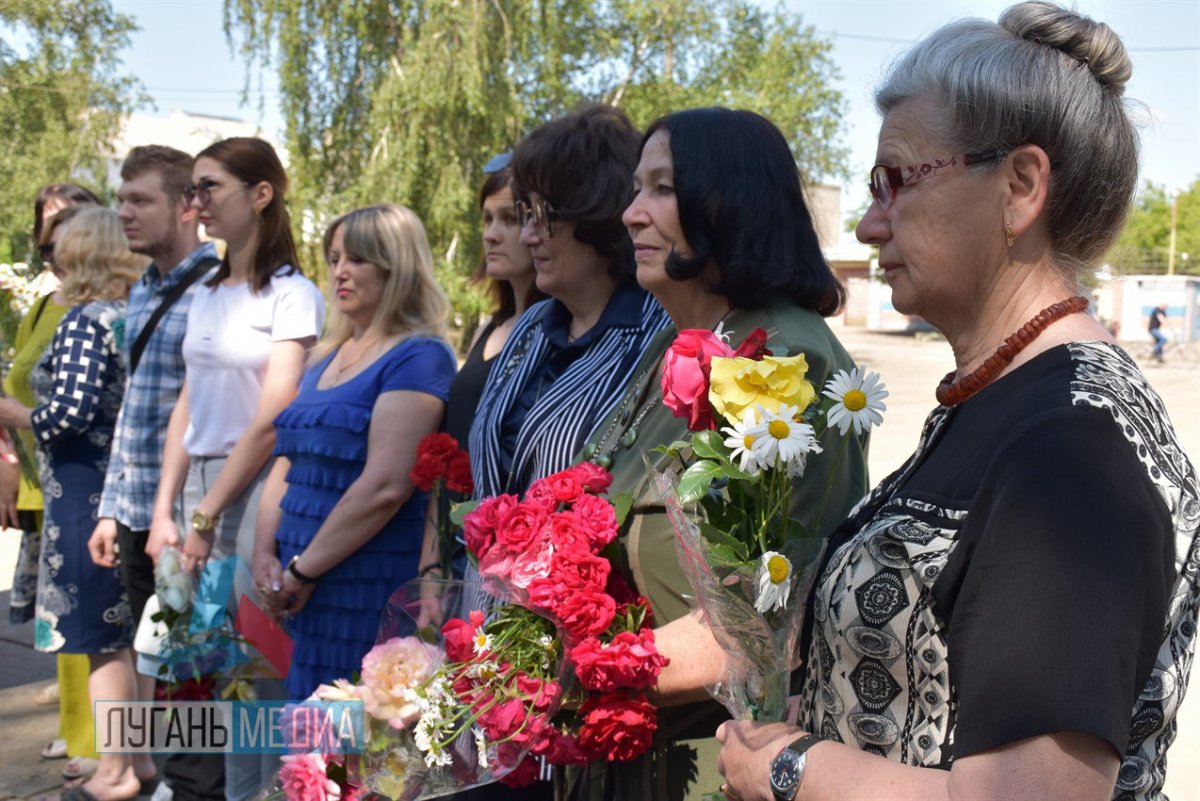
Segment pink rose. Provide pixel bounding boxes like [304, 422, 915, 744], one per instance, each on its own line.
[557, 589, 616, 640]
[358, 637, 442, 729]
[496, 502, 548, 553]
[661, 329, 734, 431]
[509, 530, 555, 589]
[569, 462, 613, 494]
[545, 469, 584, 503]
[569, 495, 618, 549]
[463, 494, 518, 559]
[278, 754, 341, 801]
[525, 479, 559, 511]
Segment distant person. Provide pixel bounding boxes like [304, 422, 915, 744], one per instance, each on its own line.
[87, 144, 223, 801]
[1148, 302, 1168, 363]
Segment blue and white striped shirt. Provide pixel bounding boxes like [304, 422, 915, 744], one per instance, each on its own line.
[97, 243, 219, 530]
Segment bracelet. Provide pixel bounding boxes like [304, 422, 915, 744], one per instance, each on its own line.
[418, 564, 445, 578]
[286, 554, 319, 585]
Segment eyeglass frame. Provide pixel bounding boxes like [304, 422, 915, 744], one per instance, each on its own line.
[183, 177, 253, 207]
[39, 242, 56, 265]
[869, 147, 1011, 209]
[515, 196, 565, 238]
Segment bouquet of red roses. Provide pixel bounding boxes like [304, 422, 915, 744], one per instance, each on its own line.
[274, 465, 669, 800]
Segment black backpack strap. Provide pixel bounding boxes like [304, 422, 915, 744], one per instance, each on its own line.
[129, 256, 220, 375]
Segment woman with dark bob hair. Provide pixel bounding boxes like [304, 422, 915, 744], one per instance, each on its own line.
[716, 4, 1198, 801]
[467, 105, 670, 506]
[568, 107, 869, 800]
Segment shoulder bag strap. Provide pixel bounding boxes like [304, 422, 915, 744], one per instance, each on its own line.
[129, 256, 220, 375]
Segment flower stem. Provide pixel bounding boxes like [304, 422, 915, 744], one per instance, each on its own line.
[810, 435, 849, 536]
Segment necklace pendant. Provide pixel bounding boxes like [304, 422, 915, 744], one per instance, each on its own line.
[595, 454, 613, 470]
[620, 429, 638, 449]
[582, 443, 597, 460]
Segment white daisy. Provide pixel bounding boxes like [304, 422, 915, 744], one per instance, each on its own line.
[721, 408, 765, 474]
[755, 551, 793, 613]
[472, 630, 493, 657]
[823, 368, 888, 437]
[747, 404, 820, 469]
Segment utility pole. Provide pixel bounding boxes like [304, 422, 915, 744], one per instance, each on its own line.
[1168, 193, 1178, 275]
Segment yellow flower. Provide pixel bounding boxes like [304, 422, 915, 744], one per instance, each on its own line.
[708, 354, 816, 421]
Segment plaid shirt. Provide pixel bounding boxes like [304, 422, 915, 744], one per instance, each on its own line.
[98, 243, 218, 529]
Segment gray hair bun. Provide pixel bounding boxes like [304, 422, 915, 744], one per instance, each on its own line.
[1001, 1, 1132, 95]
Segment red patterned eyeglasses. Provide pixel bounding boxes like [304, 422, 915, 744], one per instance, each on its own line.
[869, 149, 1009, 209]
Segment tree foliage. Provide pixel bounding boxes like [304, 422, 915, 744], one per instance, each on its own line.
[0, 0, 143, 263]
[1107, 178, 1200, 275]
[223, 0, 850, 337]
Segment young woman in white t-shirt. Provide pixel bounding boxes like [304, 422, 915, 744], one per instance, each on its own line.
[145, 137, 324, 801]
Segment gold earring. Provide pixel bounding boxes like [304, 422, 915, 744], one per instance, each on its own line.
[1005, 222, 1015, 248]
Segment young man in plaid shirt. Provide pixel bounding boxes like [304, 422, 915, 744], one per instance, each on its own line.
[88, 145, 220, 801]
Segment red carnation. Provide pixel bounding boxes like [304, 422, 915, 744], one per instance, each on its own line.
[533, 730, 589, 766]
[496, 752, 540, 788]
[570, 630, 668, 692]
[441, 612, 482, 663]
[445, 451, 473, 495]
[408, 458, 443, 492]
[734, 327, 772, 359]
[577, 693, 658, 762]
[410, 433, 461, 489]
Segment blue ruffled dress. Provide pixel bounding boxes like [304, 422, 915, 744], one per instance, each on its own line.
[273, 337, 456, 699]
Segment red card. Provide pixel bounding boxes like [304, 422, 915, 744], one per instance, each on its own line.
[235, 593, 293, 678]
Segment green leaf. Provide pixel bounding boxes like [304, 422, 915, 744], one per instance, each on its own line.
[699, 521, 750, 562]
[689, 430, 731, 463]
[449, 499, 479, 526]
[610, 491, 634, 527]
[678, 460, 724, 504]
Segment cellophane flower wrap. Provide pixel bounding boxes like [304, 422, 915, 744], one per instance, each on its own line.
[270, 465, 668, 800]
[655, 326, 888, 721]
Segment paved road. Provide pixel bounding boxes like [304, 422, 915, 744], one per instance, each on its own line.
[0, 326, 1197, 799]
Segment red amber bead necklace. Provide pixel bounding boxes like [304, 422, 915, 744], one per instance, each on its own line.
[936, 295, 1089, 407]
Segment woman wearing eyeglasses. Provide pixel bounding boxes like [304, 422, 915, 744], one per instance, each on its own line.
[714, 4, 1198, 801]
[464, 106, 671, 599]
[147, 137, 324, 801]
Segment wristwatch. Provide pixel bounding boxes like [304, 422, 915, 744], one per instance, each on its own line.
[287, 554, 319, 585]
[769, 733, 823, 801]
[191, 508, 219, 532]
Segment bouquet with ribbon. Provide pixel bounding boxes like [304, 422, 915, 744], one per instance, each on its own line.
[655, 326, 888, 721]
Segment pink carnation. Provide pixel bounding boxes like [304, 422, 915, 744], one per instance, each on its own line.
[358, 637, 442, 729]
[463, 494, 519, 559]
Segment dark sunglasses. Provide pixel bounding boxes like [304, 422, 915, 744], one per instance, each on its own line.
[183, 178, 251, 206]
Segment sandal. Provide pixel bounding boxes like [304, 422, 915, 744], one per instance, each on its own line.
[41, 738, 68, 759]
[62, 756, 99, 782]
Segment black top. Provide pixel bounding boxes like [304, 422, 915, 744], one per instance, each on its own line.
[444, 319, 498, 449]
[799, 342, 1197, 800]
[1148, 307, 1166, 332]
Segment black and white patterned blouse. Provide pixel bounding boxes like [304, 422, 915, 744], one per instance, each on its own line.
[799, 341, 1198, 801]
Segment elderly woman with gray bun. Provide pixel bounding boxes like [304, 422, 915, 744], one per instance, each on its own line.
[714, 3, 1199, 801]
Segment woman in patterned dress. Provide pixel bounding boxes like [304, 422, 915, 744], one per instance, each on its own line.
[715, 3, 1198, 801]
[0, 208, 153, 801]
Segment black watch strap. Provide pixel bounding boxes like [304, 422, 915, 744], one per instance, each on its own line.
[785, 733, 824, 758]
[287, 554, 319, 585]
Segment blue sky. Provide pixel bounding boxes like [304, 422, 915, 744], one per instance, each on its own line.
[111, 0, 1199, 202]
